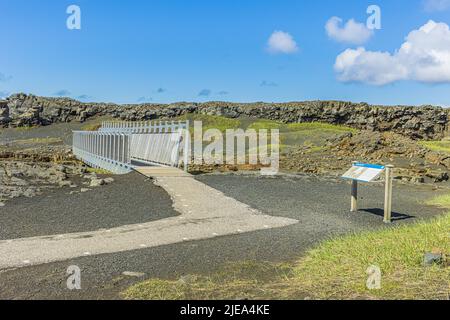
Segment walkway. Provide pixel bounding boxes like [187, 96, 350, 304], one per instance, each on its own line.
[0, 170, 297, 269]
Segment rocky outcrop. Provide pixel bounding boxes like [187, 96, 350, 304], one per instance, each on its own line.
[281, 130, 450, 184]
[1, 93, 448, 140]
[0, 145, 116, 205]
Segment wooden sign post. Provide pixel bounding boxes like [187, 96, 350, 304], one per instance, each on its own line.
[351, 162, 358, 212]
[383, 165, 394, 224]
[342, 162, 394, 223]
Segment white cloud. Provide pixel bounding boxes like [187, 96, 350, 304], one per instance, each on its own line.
[325, 17, 373, 45]
[267, 31, 298, 54]
[334, 20, 450, 85]
[424, 0, 450, 12]
[198, 89, 211, 97]
[54, 89, 71, 96]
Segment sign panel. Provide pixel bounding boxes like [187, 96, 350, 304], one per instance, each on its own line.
[342, 163, 385, 182]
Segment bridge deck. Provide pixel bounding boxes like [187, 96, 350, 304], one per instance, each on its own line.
[134, 166, 191, 177]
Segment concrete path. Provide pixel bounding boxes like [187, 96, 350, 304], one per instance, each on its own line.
[0, 173, 297, 270]
[134, 166, 191, 177]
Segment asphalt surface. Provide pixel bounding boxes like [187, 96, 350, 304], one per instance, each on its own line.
[0, 173, 179, 240]
[0, 174, 296, 269]
[0, 173, 446, 299]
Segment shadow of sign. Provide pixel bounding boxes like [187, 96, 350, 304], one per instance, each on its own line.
[362, 208, 415, 221]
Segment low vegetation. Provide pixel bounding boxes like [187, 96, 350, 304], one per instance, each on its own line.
[178, 114, 242, 133]
[122, 261, 294, 300]
[419, 140, 450, 154]
[85, 167, 112, 175]
[124, 194, 449, 300]
[426, 193, 450, 209]
[13, 137, 63, 145]
[176, 115, 356, 154]
[81, 117, 116, 131]
[291, 214, 449, 299]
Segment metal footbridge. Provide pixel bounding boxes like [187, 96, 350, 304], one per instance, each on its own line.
[72, 120, 190, 174]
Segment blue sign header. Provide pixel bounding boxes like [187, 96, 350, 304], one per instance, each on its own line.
[353, 163, 385, 170]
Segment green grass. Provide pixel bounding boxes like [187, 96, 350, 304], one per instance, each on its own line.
[286, 122, 357, 133]
[123, 211, 449, 300]
[291, 214, 450, 299]
[426, 191, 450, 209]
[419, 140, 450, 154]
[178, 114, 242, 133]
[176, 116, 357, 154]
[81, 117, 117, 131]
[85, 167, 111, 175]
[13, 137, 63, 145]
[122, 261, 293, 300]
[247, 119, 284, 131]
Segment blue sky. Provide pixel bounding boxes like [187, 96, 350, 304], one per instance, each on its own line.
[1, 0, 450, 105]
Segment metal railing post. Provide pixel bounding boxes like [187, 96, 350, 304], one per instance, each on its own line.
[184, 120, 190, 172]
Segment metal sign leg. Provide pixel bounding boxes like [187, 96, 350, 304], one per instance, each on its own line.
[384, 165, 394, 223]
[351, 180, 358, 212]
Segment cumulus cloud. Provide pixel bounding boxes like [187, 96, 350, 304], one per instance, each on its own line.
[137, 96, 152, 102]
[77, 94, 92, 100]
[54, 89, 71, 97]
[260, 80, 278, 87]
[334, 20, 450, 85]
[198, 89, 211, 97]
[424, 0, 450, 11]
[267, 31, 299, 54]
[325, 17, 373, 45]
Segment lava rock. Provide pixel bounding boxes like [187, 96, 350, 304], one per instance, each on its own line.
[423, 253, 443, 267]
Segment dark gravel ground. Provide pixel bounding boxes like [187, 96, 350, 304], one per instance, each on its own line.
[0, 173, 179, 239]
[0, 173, 446, 300]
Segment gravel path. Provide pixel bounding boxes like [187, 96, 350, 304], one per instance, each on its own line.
[0, 173, 445, 299]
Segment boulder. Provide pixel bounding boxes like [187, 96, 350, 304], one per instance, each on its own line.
[89, 178, 105, 187]
[423, 253, 443, 267]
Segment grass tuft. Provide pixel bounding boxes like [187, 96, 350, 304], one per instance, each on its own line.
[85, 167, 111, 175]
[419, 140, 450, 154]
[426, 193, 450, 209]
[178, 114, 242, 133]
[13, 137, 63, 145]
[292, 214, 450, 299]
[286, 122, 357, 133]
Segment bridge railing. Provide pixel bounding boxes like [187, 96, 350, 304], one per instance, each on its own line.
[73, 120, 190, 174]
[99, 120, 188, 134]
[72, 131, 133, 174]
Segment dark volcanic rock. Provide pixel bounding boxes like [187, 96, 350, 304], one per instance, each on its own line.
[1, 93, 449, 140]
[423, 253, 443, 267]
